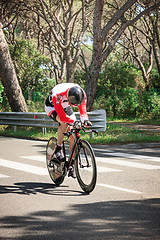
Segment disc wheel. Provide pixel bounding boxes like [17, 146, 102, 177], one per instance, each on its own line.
[75, 140, 97, 193]
[46, 137, 65, 186]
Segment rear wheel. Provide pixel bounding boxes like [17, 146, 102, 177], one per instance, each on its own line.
[75, 140, 97, 193]
[46, 137, 65, 186]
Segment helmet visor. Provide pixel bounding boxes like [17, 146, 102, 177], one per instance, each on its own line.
[68, 86, 84, 106]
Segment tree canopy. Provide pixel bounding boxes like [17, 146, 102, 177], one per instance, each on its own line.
[0, 0, 160, 112]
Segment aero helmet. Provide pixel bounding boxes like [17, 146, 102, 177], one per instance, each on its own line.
[68, 86, 84, 106]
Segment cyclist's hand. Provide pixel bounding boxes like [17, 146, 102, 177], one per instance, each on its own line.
[74, 120, 82, 129]
[84, 120, 92, 127]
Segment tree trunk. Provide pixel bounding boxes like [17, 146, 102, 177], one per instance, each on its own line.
[153, 40, 160, 75]
[151, 14, 160, 75]
[85, 0, 104, 111]
[0, 22, 28, 112]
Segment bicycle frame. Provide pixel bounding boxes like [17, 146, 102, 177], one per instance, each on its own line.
[64, 129, 81, 170]
[64, 127, 92, 171]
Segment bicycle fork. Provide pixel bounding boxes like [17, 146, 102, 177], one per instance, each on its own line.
[77, 142, 90, 169]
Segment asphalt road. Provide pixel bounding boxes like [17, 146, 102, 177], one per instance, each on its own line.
[0, 136, 160, 240]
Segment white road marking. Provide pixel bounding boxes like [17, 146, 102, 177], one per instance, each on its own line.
[21, 156, 121, 173]
[93, 148, 114, 153]
[98, 183, 142, 194]
[20, 155, 160, 171]
[96, 157, 160, 170]
[20, 156, 45, 162]
[0, 174, 10, 178]
[0, 158, 48, 175]
[100, 152, 160, 163]
[20, 155, 73, 162]
[97, 166, 122, 173]
[83, 166, 122, 173]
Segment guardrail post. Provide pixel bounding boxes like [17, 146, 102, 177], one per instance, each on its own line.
[14, 126, 17, 132]
[90, 131, 94, 138]
[42, 127, 46, 135]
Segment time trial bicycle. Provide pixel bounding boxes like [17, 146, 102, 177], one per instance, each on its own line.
[46, 122, 97, 193]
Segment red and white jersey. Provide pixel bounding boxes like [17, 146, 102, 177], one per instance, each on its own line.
[50, 83, 88, 124]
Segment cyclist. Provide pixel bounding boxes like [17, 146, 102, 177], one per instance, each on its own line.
[45, 83, 92, 178]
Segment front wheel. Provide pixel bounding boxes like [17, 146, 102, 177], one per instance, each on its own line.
[46, 137, 65, 186]
[75, 140, 97, 193]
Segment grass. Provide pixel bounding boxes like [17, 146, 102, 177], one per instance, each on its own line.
[107, 117, 160, 125]
[0, 123, 159, 145]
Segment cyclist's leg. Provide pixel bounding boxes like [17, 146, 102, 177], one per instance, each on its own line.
[45, 107, 67, 161]
[67, 113, 77, 178]
[67, 125, 76, 178]
[56, 112, 76, 151]
[56, 115, 68, 145]
[57, 110, 76, 178]
[56, 105, 76, 146]
[56, 115, 75, 159]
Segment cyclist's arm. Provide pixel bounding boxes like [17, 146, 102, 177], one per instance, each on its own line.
[52, 96, 75, 124]
[78, 94, 89, 123]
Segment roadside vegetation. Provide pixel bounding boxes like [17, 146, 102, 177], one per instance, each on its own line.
[0, 119, 159, 145]
[1, 55, 160, 145]
[1, 60, 160, 144]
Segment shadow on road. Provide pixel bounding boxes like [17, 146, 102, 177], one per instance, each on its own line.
[0, 182, 83, 196]
[0, 198, 159, 240]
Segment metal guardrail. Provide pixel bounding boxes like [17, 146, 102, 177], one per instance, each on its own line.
[0, 110, 106, 134]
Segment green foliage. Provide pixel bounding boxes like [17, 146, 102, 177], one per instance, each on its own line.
[9, 39, 54, 101]
[0, 81, 11, 112]
[148, 90, 160, 119]
[7, 38, 57, 110]
[93, 61, 160, 119]
[27, 100, 45, 112]
[74, 70, 87, 88]
[0, 82, 4, 104]
[94, 88, 160, 119]
[150, 67, 160, 89]
[74, 61, 160, 120]
[98, 61, 136, 93]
